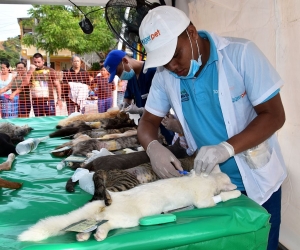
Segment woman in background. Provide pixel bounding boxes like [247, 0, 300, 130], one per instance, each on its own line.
[91, 66, 115, 113]
[0, 62, 35, 117]
[0, 61, 13, 94]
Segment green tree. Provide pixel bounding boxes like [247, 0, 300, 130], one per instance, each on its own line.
[0, 36, 21, 66]
[21, 5, 116, 56]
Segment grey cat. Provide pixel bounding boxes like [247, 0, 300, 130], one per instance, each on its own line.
[0, 122, 33, 143]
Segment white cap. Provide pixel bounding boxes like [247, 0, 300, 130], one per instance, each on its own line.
[139, 6, 190, 73]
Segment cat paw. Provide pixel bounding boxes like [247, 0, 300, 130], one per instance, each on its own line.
[94, 228, 108, 241]
[76, 232, 92, 241]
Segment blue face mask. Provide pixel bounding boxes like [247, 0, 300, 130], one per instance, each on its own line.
[120, 62, 135, 80]
[170, 30, 202, 80]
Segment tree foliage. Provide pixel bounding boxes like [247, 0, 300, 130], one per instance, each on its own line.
[21, 5, 116, 55]
[0, 36, 21, 66]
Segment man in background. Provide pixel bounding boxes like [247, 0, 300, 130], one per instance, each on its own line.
[104, 50, 175, 145]
[31, 53, 62, 116]
[62, 55, 90, 114]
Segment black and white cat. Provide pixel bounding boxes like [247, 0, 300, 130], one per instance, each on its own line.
[18, 166, 241, 242]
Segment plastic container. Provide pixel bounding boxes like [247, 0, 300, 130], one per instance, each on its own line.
[242, 140, 271, 169]
[16, 136, 49, 155]
[0, 95, 19, 119]
[85, 148, 114, 164]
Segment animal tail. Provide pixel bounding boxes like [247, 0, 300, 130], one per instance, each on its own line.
[18, 200, 104, 242]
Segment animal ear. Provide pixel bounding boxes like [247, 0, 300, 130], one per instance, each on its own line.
[211, 164, 221, 174]
[223, 183, 237, 191]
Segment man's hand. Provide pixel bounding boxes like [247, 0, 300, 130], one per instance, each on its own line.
[146, 140, 183, 178]
[161, 114, 183, 134]
[194, 142, 235, 176]
[125, 104, 144, 115]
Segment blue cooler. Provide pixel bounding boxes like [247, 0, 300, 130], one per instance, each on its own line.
[0, 95, 19, 119]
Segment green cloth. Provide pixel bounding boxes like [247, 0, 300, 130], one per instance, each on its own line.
[0, 116, 270, 250]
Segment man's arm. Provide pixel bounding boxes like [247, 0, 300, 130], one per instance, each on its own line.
[51, 70, 63, 108]
[194, 93, 285, 175]
[137, 110, 162, 146]
[138, 110, 183, 178]
[21, 65, 36, 87]
[228, 93, 285, 154]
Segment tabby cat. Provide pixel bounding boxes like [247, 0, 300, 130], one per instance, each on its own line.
[65, 138, 189, 195]
[67, 156, 193, 206]
[90, 167, 159, 206]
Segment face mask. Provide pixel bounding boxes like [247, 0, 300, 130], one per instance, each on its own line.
[170, 30, 202, 80]
[120, 62, 135, 80]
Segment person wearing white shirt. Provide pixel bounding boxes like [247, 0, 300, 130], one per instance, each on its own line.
[138, 6, 286, 250]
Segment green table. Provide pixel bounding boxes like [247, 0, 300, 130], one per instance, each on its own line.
[0, 117, 270, 250]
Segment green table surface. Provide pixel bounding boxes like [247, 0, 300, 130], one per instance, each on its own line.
[0, 116, 270, 250]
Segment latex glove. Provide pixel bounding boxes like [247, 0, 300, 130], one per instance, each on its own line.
[118, 101, 130, 111]
[161, 114, 183, 134]
[146, 140, 183, 179]
[194, 142, 235, 176]
[125, 104, 144, 115]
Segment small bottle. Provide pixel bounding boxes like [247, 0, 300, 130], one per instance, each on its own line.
[16, 136, 49, 155]
[56, 160, 65, 170]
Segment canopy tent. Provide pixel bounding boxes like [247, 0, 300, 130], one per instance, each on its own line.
[1, 0, 299, 249]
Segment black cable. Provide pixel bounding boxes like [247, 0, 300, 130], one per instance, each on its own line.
[68, 0, 104, 17]
[68, 0, 85, 16]
[85, 7, 105, 15]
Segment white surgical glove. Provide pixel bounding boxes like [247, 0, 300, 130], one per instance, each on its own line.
[146, 140, 183, 179]
[161, 114, 184, 135]
[125, 104, 144, 115]
[194, 142, 235, 176]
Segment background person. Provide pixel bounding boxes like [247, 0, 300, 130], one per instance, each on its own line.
[0, 62, 35, 117]
[62, 55, 90, 114]
[30, 53, 63, 117]
[104, 49, 175, 145]
[138, 6, 286, 250]
[91, 66, 114, 113]
[0, 61, 13, 95]
[117, 79, 127, 106]
[0, 61, 14, 118]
